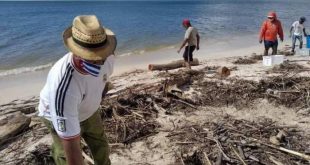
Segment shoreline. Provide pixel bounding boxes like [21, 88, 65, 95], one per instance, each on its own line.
[0, 35, 292, 105]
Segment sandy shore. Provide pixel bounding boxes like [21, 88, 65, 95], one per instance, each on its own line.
[0, 34, 291, 105]
[1, 40, 310, 164]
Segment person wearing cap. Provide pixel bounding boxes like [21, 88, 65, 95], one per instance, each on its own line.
[177, 19, 200, 69]
[259, 11, 284, 55]
[290, 17, 307, 53]
[38, 15, 116, 165]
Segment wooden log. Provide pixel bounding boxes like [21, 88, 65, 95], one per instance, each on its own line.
[0, 112, 31, 146]
[149, 58, 199, 71]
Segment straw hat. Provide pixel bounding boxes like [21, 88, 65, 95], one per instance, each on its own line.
[63, 15, 117, 61]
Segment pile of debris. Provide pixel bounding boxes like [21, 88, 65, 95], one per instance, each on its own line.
[1, 58, 310, 164]
[198, 76, 310, 109]
[232, 53, 263, 65]
[233, 57, 257, 65]
[278, 45, 294, 56]
[250, 53, 263, 61]
[269, 62, 307, 73]
[160, 68, 310, 109]
[169, 116, 310, 165]
[101, 92, 160, 144]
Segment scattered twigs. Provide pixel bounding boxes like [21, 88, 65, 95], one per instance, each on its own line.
[215, 139, 230, 161]
[268, 155, 285, 165]
[229, 144, 247, 165]
[166, 131, 185, 137]
[203, 152, 212, 165]
[172, 98, 197, 109]
[249, 137, 310, 161]
[175, 142, 196, 145]
[177, 152, 186, 165]
[82, 151, 94, 165]
[215, 152, 223, 165]
[169, 115, 310, 165]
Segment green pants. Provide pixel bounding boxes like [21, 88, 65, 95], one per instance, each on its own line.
[42, 110, 111, 165]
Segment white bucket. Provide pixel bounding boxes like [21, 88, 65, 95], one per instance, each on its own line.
[272, 55, 284, 65]
[263, 56, 273, 66]
[263, 55, 284, 66]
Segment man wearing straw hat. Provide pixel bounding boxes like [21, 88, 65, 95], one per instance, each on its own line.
[177, 19, 200, 69]
[38, 15, 116, 165]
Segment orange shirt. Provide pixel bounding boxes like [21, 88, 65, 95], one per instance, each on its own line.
[259, 19, 284, 41]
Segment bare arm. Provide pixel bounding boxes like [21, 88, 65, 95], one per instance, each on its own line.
[177, 38, 189, 53]
[278, 21, 284, 41]
[61, 136, 84, 165]
[259, 21, 267, 43]
[303, 28, 308, 37]
[102, 82, 111, 98]
[196, 34, 200, 50]
[289, 26, 294, 37]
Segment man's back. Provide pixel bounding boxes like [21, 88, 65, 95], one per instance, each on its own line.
[185, 26, 198, 46]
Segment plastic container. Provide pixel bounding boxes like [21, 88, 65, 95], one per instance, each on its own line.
[272, 55, 284, 65]
[307, 35, 310, 48]
[263, 55, 285, 66]
[263, 56, 273, 66]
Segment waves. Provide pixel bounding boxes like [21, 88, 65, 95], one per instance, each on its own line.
[0, 44, 177, 77]
[0, 63, 53, 77]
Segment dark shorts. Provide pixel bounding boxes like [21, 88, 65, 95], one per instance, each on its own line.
[264, 40, 278, 50]
[183, 46, 196, 62]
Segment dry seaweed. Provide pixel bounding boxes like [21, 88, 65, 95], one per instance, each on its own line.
[170, 116, 310, 165]
[2, 59, 310, 164]
[269, 62, 306, 73]
[233, 57, 257, 65]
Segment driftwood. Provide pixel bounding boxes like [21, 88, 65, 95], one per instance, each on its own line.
[203, 152, 212, 165]
[149, 58, 199, 71]
[269, 155, 285, 165]
[250, 137, 310, 161]
[0, 112, 31, 146]
[82, 151, 94, 165]
[230, 144, 247, 165]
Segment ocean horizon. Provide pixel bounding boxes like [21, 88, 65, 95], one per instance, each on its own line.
[0, 0, 309, 77]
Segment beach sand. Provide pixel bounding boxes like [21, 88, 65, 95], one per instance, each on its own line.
[0, 34, 291, 105]
[1, 35, 310, 164]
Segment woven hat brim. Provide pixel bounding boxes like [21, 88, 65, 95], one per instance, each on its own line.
[63, 27, 117, 61]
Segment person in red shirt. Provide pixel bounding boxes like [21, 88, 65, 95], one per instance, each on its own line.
[259, 11, 284, 55]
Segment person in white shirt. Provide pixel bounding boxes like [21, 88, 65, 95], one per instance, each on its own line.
[177, 19, 200, 69]
[290, 17, 307, 53]
[38, 15, 116, 165]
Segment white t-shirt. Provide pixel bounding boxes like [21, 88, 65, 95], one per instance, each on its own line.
[184, 27, 199, 46]
[38, 52, 114, 139]
[292, 21, 305, 36]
